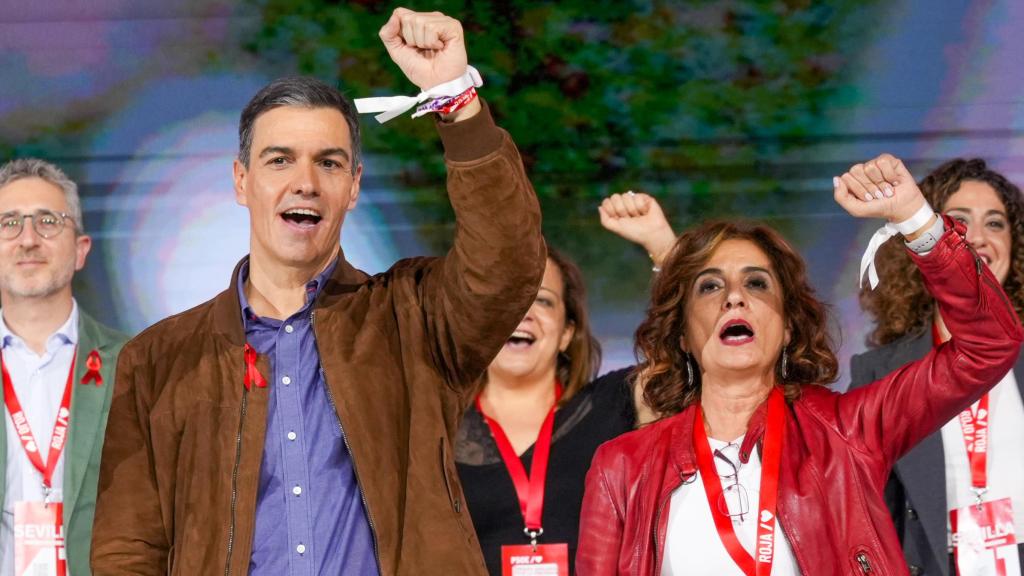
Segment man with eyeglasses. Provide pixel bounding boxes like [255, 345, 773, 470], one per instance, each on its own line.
[0, 158, 127, 576]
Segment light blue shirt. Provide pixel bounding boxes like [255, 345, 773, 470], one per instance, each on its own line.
[0, 301, 78, 575]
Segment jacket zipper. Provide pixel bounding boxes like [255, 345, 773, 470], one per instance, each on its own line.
[652, 474, 687, 572]
[312, 310, 383, 573]
[439, 438, 461, 513]
[224, 386, 249, 576]
[979, 257, 1013, 310]
[856, 552, 872, 573]
[967, 241, 1017, 326]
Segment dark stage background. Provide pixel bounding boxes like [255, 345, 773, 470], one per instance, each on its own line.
[2, 0, 1023, 388]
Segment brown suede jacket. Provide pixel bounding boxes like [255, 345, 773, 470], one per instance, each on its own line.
[90, 104, 545, 575]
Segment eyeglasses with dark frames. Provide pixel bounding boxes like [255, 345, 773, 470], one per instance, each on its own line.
[0, 210, 73, 240]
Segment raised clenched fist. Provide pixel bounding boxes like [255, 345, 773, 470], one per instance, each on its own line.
[379, 8, 468, 92]
[834, 154, 927, 224]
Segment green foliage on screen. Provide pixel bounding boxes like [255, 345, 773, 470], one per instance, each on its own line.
[243, 0, 878, 298]
[245, 1, 872, 198]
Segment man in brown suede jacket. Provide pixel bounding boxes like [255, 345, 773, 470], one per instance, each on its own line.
[90, 8, 544, 576]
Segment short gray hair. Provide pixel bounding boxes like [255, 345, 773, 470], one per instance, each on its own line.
[238, 76, 362, 170]
[0, 158, 85, 234]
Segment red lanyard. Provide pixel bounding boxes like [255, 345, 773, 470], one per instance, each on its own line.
[694, 386, 786, 576]
[1, 349, 76, 492]
[933, 323, 990, 493]
[475, 383, 562, 536]
[958, 395, 990, 492]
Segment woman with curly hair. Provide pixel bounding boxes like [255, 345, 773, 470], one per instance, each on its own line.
[575, 154, 1023, 575]
[850, 158, 1024, 575]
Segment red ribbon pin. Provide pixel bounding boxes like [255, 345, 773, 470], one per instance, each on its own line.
[81, 349, 103, 386]
[243, 343, 267, 391]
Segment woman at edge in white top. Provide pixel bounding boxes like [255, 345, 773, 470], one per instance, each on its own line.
[851, 158, 1024, 575]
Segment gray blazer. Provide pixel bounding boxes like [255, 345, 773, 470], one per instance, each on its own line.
[850, 330, 1024, 576]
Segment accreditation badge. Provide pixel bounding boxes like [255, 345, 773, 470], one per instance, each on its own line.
[14, 501, 66, 576]
[951, 497, 1020, 576]
[501, 543, 569, 576]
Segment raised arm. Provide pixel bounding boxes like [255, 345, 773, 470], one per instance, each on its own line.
[832, 154, 1023, 468]
[378, 9, 545, 389]
[599, 191, 676, 424]
[91, 347, 169, 575]
[599, 191, 677, 268]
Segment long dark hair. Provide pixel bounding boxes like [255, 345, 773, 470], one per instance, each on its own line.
[477, 247, 602, 404]
[548, 248, 602, 403]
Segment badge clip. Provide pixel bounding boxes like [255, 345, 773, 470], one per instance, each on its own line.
[972, 486, 988, 511]
[524, 526, 544, 552]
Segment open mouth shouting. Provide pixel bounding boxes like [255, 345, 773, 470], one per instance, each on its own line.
[505, 329, 537, 349]
[280, 207, 323, 229]
[719, 319, 755, 346]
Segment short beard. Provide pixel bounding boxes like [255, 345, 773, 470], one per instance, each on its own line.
[0, 262, 75, 301]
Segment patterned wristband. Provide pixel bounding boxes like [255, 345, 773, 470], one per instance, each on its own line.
[414, 87, 478, 117]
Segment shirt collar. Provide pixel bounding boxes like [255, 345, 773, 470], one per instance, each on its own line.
[0, 299, 79, 352]
[237, 256, 339, 325]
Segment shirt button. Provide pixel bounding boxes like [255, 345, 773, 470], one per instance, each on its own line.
[287, 431, 297, 441]
[285, 324, 294, 334]
[296, 544, 306, 554]
[282, 376, 292, 385]
[293, 485, 302, 496]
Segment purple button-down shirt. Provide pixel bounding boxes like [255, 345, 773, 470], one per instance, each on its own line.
[238, 258, 378, 576]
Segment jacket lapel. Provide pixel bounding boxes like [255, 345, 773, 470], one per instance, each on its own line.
[62, 311, 118, 527]
[894, 427, 949, 574]
[887, 331, 951, 575]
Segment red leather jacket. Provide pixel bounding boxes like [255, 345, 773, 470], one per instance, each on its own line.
[577, 221, 1023, 576]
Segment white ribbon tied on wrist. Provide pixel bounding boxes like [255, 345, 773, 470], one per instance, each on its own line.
[859, 224, 901, 289]
[859, 202, 935, 289]
[354, 66, 483, 124]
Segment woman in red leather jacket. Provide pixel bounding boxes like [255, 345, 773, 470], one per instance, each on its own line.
[576, 154, 1024, 576]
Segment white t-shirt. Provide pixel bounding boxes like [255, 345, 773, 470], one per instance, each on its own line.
[661, 436, 801, 575]
[941, 369, 1024, 546]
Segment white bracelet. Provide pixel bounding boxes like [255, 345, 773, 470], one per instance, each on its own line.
[893, 202, 935, 236]
[354, 66, 484, 124]
[859, 202, 935, 289]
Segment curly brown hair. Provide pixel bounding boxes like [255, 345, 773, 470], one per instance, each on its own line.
[637, 220, 838, 416]
[860, 158, 1024, 346]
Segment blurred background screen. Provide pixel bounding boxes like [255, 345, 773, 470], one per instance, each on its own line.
[2, 0, 1023, 388]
